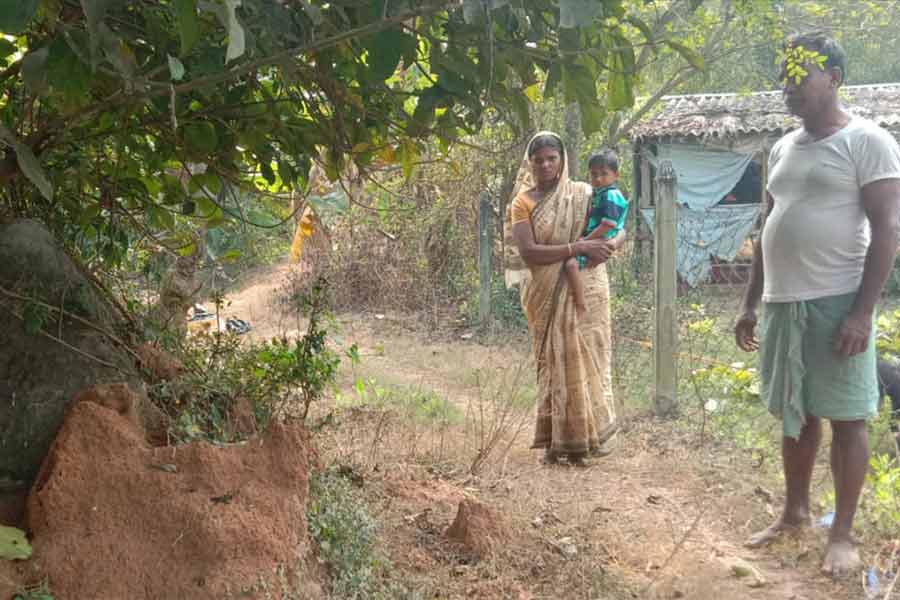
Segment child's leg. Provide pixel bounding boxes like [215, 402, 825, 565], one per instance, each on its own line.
[564, 257, 587, 315]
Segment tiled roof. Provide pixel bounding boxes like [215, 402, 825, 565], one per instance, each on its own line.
[630, 83, 900, 141]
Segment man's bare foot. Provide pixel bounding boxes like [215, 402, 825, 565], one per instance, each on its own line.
[821, 538, 861, 577]
[745, 514, 811, 548]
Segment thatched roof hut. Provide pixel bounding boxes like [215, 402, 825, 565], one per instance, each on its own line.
[631, 83, 900, 144]
[629, 83, 900, 286]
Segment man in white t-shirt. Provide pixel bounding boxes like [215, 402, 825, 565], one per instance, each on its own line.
[735, 32, 900, 576]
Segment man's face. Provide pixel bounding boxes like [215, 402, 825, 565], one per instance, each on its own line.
[590, 165, 618, 189]
[780, 49, 840, 118]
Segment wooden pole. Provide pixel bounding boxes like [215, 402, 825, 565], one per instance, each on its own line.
[637, 146, 653, 277]
[654, 160, 678, 416]
[479, 192, 493, 325]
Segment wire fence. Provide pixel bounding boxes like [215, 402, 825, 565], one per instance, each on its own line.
[612, 189, 900, 450]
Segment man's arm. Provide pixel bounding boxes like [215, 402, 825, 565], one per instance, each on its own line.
[735, 193, 773, 351]
[740, 194, 773, 315]
[835, 178, 900, 357]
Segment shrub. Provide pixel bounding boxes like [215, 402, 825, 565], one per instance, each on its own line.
[150, 278, 343, 443]
[307, 468, 384, 599]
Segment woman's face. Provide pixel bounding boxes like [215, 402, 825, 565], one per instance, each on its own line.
[530, 145, 562, 186]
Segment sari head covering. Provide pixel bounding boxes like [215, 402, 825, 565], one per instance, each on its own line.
[503, 131, 585, 289]
[505, 131, 618, 455]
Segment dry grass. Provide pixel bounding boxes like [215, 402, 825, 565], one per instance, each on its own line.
[215, 262, 871, 600]
[301, 315, 865, 600]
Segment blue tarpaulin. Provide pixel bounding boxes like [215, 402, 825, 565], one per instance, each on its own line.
[641, 205, 761, 287]
[650, 143, 754, 210]
[642, 142, 760, 286]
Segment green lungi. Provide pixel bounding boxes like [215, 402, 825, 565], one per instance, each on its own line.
[760, 292, 879, 439]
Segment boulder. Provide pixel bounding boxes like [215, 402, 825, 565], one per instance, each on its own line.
[0, 219, 141, 490]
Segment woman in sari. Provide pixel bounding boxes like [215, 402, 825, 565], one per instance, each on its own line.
[507, 132, 625, 466]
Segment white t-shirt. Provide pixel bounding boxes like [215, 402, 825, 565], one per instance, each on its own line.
[762, 117, 900, 302]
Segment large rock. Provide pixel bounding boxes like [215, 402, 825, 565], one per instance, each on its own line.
[27, 401, 317, 599]
[0, 219, 140, 490]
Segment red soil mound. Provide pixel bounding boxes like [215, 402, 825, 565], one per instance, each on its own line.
[26, 400, 315, 599]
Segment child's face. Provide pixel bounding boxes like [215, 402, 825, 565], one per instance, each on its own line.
[590, 165, 618, 188]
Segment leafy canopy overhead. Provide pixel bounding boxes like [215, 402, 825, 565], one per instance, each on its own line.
[0, 0, 680, 262]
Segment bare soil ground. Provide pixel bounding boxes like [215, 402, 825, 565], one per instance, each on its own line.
[215, 261, 870, 599]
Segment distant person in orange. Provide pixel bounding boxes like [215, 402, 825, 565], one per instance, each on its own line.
[507, 132, 626, 466]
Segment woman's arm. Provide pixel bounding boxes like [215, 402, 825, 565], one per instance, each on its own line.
[512, 221, 614, 267]
[511, 221, 572, 265]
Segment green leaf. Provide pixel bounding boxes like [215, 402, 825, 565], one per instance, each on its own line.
[579, 97, 606, 137]
[608, 57, 634, 110]
[562, 62, 595, 106]
[0, 0, 39, 34]
[0, 38, 17, 58]
[168, 54, 186, 81]
[81, 0, 119, 68]
[409, 87, 440, 135]
[80, 203, 101, 226]
[523, 83, 542, 103]
[443, 47, 481, 84]
[509, 90, 531, 132]
[367, 28, 413, 82]
[148, 205, 175, 230]
[399, 139, 418, 180]
[188, 172, 222, 196]
[559, 0, 604, 29]
[184, 122, 218, 155]
[0, 526, 31, 560]
[544, 63, 562, 98]
[176, 241, 197, 256]
[46, 35, 93, 104]
[174, 0, 200, 56]
[99, 24, 136, 78]
[21, 47, 49, 95]
[625, 15, 655, 48]
[0, 123, 53, 201]
[665, 39, 705, 71]
[220, 248, 242, 263]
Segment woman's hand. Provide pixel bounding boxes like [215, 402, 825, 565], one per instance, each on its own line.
[576, 239, 614, 268]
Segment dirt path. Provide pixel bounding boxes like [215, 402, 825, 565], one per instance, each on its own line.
[222, 263, 863, 600]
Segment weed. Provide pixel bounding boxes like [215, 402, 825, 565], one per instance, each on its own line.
[862, 450, 900, 537]
[465, 363, 534, 475]
[13, 581, 54, 600]
[150, 278, 343, 443]
[307, 467, 384, 599]
[339, 379, 463, 426]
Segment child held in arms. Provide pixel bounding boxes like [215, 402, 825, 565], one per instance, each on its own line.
[565, 149, 629, 316]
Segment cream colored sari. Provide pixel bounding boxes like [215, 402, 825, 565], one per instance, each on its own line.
[504, 132, 617, 455]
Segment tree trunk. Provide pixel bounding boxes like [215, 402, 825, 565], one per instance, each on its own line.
[150, 227, 206, 333]
[564, 102, 581, 179]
